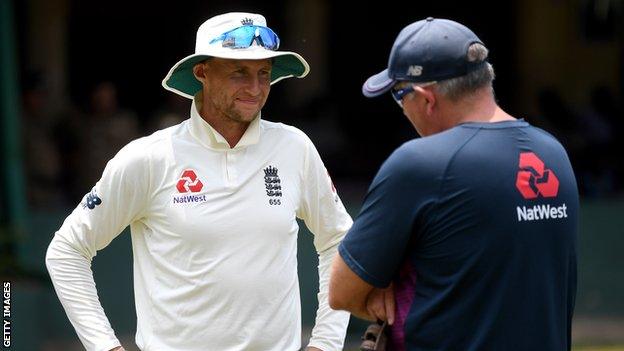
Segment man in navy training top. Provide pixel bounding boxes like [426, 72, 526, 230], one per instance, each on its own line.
[328, 17, 579, 351]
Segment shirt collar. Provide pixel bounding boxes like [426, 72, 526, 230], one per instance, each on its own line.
[188, 94, 261, 150]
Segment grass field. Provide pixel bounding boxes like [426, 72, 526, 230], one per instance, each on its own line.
[573, 346, 624, 351]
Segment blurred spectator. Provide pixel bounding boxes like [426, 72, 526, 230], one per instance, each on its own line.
[534, 86, 623, 197]
[588, 86, 623, 147]
[579, 88, 615, 147]
[53, 102, 87, 206]
[21, 71, 64, 209]
[293, 95, 351, 173]
[75, 81, 141, 197]
[576, 86, 623, 196]
[533, 88, 589, 192]
[146, 93, 188, 133]
[534, 88, 585, 149]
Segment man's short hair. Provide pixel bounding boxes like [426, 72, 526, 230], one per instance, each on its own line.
[434, 43, 495, 101]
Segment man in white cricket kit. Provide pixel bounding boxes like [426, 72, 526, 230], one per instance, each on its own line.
[46, 12, 352, 351]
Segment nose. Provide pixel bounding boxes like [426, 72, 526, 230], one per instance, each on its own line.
[246, 77, 260, 94]
[243, 74, 266, 95]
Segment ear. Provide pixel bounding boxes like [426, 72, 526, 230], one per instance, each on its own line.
[414, 85, 436, 116]
[193, 63, 207, 84]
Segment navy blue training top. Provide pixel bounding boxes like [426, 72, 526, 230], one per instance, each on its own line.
[339, 120, 579, 351]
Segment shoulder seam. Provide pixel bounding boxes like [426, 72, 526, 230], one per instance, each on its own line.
[431, 127, 482, 223]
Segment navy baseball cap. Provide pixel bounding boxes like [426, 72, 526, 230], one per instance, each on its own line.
[362, 17, 486, 97]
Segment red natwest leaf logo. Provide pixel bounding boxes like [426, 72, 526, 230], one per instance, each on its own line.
[176, 169, 203, 193]
[515, 152, 559, 199]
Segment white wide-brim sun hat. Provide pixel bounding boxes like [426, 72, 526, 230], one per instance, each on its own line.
[162, 12, 310, 99]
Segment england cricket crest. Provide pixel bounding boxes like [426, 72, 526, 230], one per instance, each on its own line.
[263, 165, 282, 206]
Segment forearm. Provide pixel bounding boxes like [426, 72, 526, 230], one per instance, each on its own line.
[343, 299, 376, 322]
[328, 280, 375, 322]
[46, 234, 121, 351]
[328, 250, 384, 323]
[308, 244, 350, 351]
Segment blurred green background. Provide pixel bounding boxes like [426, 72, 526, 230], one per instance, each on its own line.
[2, 0, 624, 349]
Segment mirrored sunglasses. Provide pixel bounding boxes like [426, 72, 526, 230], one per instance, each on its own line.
[210, 25, 280, 50]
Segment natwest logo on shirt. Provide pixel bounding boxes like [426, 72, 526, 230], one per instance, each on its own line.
[176, 169, 204, 193]
[514, 152, 567, 222]
[515, 152, 559, 199]
[173, 169, 206, 205]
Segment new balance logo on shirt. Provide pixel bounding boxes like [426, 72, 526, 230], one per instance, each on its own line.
[82, 189, 102, 210]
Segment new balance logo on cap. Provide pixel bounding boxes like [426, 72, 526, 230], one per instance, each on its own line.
[407, 65, 423, 76]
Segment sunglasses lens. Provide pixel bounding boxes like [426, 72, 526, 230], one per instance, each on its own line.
[392, 93, 403, 108]
[391, 89, 401, 101]
[211, 26, 280, 50]
[257, 28, 280, 50]
[393, 86, 414, 100]
[224, 26, 255, 48]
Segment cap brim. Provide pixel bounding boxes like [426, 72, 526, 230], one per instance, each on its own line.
[162, 48, 310, 99]
[362, 69, 395, 97]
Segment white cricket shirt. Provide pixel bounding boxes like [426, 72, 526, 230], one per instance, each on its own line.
[46, 98, 352, 351]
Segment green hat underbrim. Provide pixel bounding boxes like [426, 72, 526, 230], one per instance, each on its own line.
[162, 52, 309, 99]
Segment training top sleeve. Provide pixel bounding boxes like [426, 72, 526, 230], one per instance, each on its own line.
[339, 144, 430, 288]
[297, 136, 352, 351]
[45, 141, 150, 351]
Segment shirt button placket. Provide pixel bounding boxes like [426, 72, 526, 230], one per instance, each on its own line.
[229, 149, 239, 182]
[224, 151, 232, 185]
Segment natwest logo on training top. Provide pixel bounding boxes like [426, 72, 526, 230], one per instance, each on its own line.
[514, 152, 568, 222]
[176, 169, 203, 193]
[515, 152, 559, 199]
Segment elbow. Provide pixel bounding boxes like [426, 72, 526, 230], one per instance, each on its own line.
[328, 280, 349, 311]
[45, 233, 73, 274]
[328, 295, 346, 312]
[328, 290, 340, 311]
[328, 290, 353, 313]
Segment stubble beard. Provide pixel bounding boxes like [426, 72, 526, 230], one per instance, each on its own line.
[207, 95, 260, 126]
[224, 101, 260, 124]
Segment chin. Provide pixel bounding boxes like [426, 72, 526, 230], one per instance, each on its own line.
[244, 108, 260, 119]
[236, 111, 260, 123]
